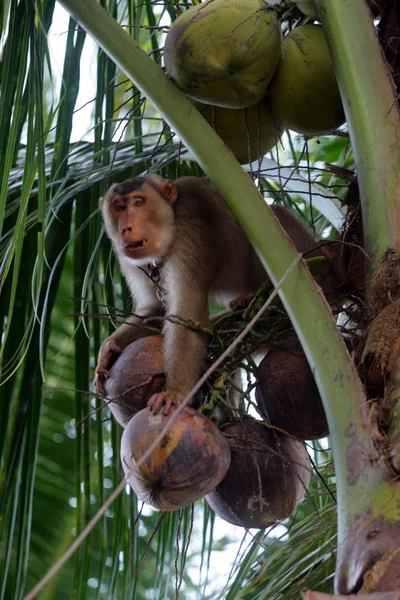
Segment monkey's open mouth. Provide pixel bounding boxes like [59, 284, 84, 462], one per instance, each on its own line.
[128, 239, 147, 249]
[125, 240, 148, 255]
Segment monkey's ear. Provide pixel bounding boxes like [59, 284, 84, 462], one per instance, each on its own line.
[160, 180, 178, 204]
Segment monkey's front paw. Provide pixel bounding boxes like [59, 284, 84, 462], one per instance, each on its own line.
[93, 339, 122, 397]
[148, 391, 185, 416]
[93, 372, 108, 397]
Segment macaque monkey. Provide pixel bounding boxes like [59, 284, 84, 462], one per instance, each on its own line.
[95, 175, 327, 415]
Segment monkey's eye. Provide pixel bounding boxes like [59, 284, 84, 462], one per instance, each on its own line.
[114, 204, 126, 212]
[134, 197, 145, 207]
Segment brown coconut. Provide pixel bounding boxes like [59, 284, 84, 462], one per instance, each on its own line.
[121, 407, 231, 511]
[206, 417, 311, 528]
[104, 336, 165, 427]
[255, 337, 329, 440]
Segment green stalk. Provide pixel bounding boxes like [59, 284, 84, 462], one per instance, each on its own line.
[315, 0, 400, 593]
[316, 0, 400, 264]
[56, 0, 383, 592]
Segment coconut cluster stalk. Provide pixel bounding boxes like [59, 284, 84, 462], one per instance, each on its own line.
[54, 0, 394, 595]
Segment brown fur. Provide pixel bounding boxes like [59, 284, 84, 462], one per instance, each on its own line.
[95, 175, 325, 415]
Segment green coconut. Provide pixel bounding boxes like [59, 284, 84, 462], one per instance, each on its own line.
[293, 0, 318, 18]
[196, 99, 282, 164]
[269, 24, 345, 135]
[164, 0, 281, 109]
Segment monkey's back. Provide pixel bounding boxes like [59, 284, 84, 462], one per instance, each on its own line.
[174, 177, 265, 305]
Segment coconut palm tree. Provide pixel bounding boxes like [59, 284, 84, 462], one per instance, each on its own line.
[1, 1, 399, 599]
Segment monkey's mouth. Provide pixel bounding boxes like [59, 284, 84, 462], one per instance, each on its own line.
[125, 239, 148, 256]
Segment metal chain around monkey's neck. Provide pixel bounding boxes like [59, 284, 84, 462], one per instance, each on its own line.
[138, 261, 165, 303]
[148, 261, 160, 283]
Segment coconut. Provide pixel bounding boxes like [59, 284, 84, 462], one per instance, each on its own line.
[164, 0, 281, 108]
[104, 336, 165, 427]
[255, 336, 329, 440]
[206, 417, 311, 528]
[196, 99, 282, 164]
[121, 407, 231, 510]
[293, 0, 318, 19]
[269, 24, 345, 135]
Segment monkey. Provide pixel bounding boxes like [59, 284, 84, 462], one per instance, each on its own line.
[94, 174, 332, 415]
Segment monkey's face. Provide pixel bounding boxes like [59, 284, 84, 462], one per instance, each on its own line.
[101, 182, 176, 264]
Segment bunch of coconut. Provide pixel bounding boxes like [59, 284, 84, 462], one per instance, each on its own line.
[163, 0, 345, 164]
[104, 335, 312, 525]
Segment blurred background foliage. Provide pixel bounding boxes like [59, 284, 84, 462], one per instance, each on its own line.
[0, 1, 355, 598]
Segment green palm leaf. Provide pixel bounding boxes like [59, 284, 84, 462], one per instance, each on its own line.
[2, 1, 399, 599]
